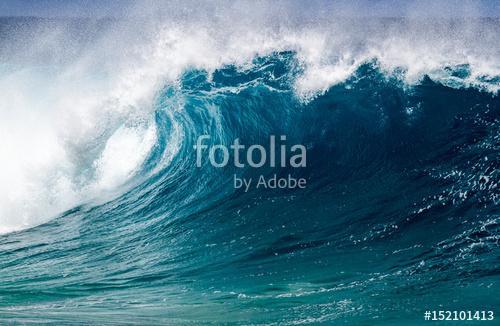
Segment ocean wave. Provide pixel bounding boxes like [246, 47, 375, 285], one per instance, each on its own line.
[0, 17, 498, 233]
[0, 14, 499, 324]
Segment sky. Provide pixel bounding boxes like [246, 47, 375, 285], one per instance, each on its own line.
[0, 0, 498, 18]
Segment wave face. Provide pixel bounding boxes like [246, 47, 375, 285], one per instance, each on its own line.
[0, 15, 499, 324]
